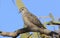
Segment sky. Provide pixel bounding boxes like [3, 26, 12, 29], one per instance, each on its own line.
[0, 0, 60, 38]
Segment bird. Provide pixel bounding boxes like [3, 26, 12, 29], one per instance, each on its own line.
[19, 7, 46, 29]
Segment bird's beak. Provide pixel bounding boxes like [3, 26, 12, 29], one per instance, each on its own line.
[19, 8, 22, 13]
[19, 9, 21, 13]
[18, 10, 21, 14]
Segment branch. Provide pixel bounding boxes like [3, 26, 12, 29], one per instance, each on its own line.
[0, 27, 30, 38]
[0, 27, 59, 38]
[46, 21, 60, 25]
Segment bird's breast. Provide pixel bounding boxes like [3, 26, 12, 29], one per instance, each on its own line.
[23, 16, 30, 24]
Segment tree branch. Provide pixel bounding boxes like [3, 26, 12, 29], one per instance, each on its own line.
[47, 21, 60, 25]
[0, 27, 30, 37]
[0, 27, 59, 38]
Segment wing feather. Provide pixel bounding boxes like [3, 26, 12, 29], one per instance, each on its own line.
[26, 12, 46, 29]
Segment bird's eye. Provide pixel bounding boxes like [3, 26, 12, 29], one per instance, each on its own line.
[22, 8, 24, 10]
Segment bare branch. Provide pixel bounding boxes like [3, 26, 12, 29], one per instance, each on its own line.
[47, 21, 60, 25]
[0, 27, 59, 38]
[0, 27, 30, 37]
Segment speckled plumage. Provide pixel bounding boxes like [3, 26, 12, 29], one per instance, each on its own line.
[19, 7, 46, 29]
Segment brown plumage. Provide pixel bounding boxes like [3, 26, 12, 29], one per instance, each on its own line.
[19, 7, 46, 29]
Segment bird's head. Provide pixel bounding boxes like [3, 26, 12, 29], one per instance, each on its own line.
[19, 7, 28, 14]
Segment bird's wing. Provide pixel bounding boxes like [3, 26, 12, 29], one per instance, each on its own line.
[27, 12, 46, 29]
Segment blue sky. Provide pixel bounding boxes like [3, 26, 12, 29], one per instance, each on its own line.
[0, 0, 60, 38]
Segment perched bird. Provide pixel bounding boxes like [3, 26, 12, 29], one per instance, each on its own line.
[19, 7, 46, 29]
